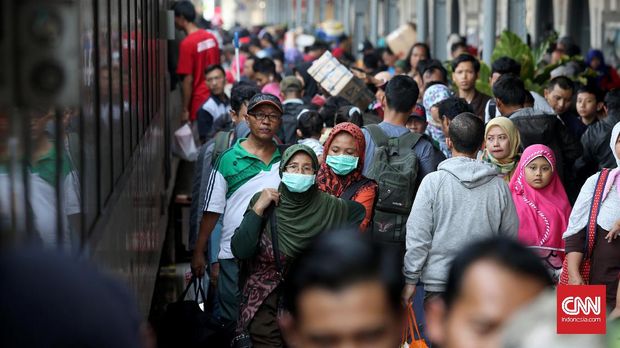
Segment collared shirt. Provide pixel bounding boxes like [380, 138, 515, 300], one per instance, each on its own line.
[203, 139, 282, 259]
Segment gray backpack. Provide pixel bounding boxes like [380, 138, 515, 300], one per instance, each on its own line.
[364, 125, 421, 243]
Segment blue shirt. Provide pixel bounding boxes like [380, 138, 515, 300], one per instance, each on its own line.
[362, 122, 445, 179]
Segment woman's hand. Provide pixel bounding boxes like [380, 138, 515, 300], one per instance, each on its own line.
[568, 271, 585, 285]
[253, 188, 280, 216]
[605, 219, 620, 243]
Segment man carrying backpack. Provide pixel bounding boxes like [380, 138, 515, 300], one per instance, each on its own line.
[362, 75, 445, 245]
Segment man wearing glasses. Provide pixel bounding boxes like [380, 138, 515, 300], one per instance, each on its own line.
[192, 93, 284, 339]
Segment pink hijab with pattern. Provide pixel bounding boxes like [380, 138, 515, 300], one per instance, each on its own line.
[509, 144, 572, 251]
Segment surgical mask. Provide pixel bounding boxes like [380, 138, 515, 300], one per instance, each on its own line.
[326, 155, 359, 175]
[281, 173, 315, 193]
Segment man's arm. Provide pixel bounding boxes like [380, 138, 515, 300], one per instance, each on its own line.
[499, 182, 519, 238]
[181, 74, 193, 122]
[403, 178, 435, 285]
[191, 211, 221, 277]
[402, 178, 435, 304]
[414, 139, 444, 180]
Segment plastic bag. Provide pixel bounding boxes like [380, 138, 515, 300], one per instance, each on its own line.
[401, 302, 428, 348]
[174, 123, 198, 161]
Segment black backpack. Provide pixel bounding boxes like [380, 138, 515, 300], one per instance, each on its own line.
[364, 125, 421, 243]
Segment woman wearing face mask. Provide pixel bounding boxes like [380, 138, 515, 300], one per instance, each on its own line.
[231, 144, 364, 348]
[316, 122, 378, 232]
[562, 123, 620, 307]
[481, 117, 521, 182]
[509, 144, 572, 281]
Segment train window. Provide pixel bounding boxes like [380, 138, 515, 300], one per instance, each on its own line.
[136, 0, 143, 137]
[130, 0, 138, 150]
[121, 0, 132, 167]
[98, 0, 113, 205]
[111, 0, 123, 182]
[79, 0, 99, 235]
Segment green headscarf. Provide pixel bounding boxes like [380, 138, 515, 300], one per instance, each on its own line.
[273, 144, 352, 257]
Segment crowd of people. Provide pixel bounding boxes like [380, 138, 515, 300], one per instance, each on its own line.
[169, 1, 620, 346]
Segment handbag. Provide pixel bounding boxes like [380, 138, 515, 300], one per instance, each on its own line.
[559, 168, 611, 285]
[159, 275, 224, 348]
[401, 301, 428, 348]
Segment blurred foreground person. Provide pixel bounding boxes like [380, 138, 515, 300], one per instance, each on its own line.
[0, 247, 144, 347]
[501, 290, 605, 348]
[282, 229, 403, 348]
[424, 237, 553, 348]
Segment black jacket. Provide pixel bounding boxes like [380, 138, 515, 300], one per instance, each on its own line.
[576, 111, 620, 174]
[508, 108, 583, 190]
[279, 99, 307, 145]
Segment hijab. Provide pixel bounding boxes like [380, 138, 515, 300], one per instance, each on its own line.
[482, 117, 521, 182]
[422, 84, 452, 127]
[316, 122, 365, 197]
[563, 122, 620, 239]
[586, 49, 614, 87]
[274, 144, 352, 257]
[509, 145, 571, 251]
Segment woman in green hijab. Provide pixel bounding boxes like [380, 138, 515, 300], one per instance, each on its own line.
[231, 144, 364, 347]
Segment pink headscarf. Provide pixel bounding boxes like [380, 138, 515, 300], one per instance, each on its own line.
[509, 145, 572, 253]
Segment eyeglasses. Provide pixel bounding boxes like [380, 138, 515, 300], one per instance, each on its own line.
[285, 163, 315, 174]
[248, 112, 281, 122]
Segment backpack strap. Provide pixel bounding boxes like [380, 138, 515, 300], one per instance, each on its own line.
[211, 130, 234, 166]
[365, 124, 389, 148]
[396, 131, 421, 151]
[340, 177, 372, 201]
[584, 168, 611, 259]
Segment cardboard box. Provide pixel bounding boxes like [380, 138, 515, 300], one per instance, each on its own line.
[386, 24, 417, 58]
[308, 51, 374, 109]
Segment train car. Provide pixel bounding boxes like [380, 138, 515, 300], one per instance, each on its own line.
[0, 0, 179, 315]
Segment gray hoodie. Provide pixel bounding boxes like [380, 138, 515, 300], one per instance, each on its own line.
[403, 157, 519, 292]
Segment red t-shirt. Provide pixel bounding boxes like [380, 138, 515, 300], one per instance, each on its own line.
[176, 30, 220, 121]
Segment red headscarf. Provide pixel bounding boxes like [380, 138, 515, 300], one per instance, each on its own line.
[509, 145, 572, 253]
[317, 122, 365, 197]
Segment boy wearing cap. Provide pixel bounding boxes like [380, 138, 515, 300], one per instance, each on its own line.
[279, 76, 307, 144]
[406, 104, 428, 134]
[191, 93, 284, 334]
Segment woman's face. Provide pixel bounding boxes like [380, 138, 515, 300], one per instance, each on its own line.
[327, 133, 358, 157]
[485, 126, 511, 160]
[615, 134, 620, 160]
[524, 157, 553, 189]
[409, 46, 428, 70]
[285, 152, 315, 175]
[590, 57, 601, 70]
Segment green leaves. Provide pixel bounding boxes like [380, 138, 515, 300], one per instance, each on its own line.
[476, 61, 493, 96]
[492, 31, 535, 80]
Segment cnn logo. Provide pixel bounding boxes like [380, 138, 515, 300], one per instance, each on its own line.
[561, 296, 601, 315]
[557, 285, 606, 334]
